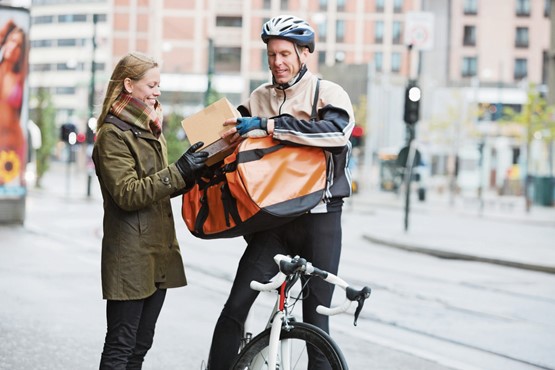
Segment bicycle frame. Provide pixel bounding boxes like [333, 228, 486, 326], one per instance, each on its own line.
[240, 254, 371, 370]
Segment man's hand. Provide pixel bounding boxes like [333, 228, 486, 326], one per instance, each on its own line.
[235, 117, 268, 138]
[221, 117, 274, 142]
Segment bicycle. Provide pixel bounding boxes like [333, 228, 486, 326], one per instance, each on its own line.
[231, 254, 372, 370]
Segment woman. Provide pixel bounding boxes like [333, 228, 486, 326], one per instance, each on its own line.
[0, 21, 27, 185]
[92, 51, 208, 369]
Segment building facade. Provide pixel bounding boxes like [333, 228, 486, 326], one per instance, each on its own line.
[22, 0, 554, 194]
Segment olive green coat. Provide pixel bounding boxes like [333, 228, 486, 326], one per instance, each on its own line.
[92, 115, 188, 300]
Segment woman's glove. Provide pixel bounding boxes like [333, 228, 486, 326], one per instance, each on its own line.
[175, 141, 208, 185]
[236, 117, 268, 137]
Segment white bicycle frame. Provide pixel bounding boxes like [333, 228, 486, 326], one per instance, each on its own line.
[247, 254, 354, 369]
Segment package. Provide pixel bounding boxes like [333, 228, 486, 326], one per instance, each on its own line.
[181, 98, 240, 166]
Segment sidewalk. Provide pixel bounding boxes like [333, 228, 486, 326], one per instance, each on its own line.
[351, 187, 555, 274]
[30, 160, 555, 274]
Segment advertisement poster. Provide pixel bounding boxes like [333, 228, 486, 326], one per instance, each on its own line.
[0, 5, 30, 222]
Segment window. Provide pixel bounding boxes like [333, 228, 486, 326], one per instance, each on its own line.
[391, 52, 401, 73]
[463, 0, 478, 15]
[392, 21, 402, 44]
[318, 22, 327, 42]
[214, 47, 241, 72]
[263, 0, 271, 9]
[58, 39, 78, 47]
[375, 21, 384, 43]
[94, 62, 105, 72]
[515, 27, 529, 47]
[319, 0, 328, 10]
[374, 52, 383, 72]
[94, 14, 107, 23]
[32, 15, 54, 24]
[280, 0, 288, 10]
[216, 16, 242, 27]
[463, 25, 476, 46]
[337, 0, 345, 11]
[376, 0, 385, 12]
[31, 63, 52, 72]
[546, 0, 552, 17]
[336, 20, 345, 42]
[393, 0, 403, 13]
[514, 58, 527, 79]
[58, 14, 87, 23]
[31, 39, 53, 48]
[462, 56, 477, 77]
[543, 51, 549, 84]
[57, 62, 76, 71]
[261, 50, 268, 71]
[55, 87, 76, 95]
[318, 51, 326, 65]
[516, 0, 530, 16]
[250, 79, 267, 92]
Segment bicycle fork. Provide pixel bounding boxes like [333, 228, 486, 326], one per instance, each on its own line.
[267, 281, 294, 370]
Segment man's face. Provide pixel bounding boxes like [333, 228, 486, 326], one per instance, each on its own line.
[267, 38, 309, 85]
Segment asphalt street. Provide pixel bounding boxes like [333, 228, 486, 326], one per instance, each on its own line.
[1, 160, 554, 370]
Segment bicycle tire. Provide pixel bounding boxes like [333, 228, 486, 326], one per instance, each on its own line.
[232, 321, 348, 370]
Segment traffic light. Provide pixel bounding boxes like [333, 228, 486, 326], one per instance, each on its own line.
[403, 80, 421, 125]
[60, 123, 77, 144]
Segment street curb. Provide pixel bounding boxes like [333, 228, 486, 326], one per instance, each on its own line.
[363, 234, 555, 275]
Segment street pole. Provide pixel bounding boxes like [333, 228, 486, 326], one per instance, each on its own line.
[403, 125, 416, 231]
[548, 0, 555, 107]
[402, 44, 421, 232]
[204, 38, 214, 106]
[86, 14, 98, 198]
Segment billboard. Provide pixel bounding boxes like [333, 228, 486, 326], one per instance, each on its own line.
[0, 5, 30, 223]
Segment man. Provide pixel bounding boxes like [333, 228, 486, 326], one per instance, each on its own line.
[207, 15, 355, 369]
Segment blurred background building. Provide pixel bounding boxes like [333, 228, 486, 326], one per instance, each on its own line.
[1, 0, 553, 205]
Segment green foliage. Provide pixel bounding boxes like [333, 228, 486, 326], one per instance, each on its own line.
[204, 87, 222, 106]
[31, 87, 56, 188]
[501, 84, 555, 143]
[164, 112, 189, 164]
[352, 95, 367, 132]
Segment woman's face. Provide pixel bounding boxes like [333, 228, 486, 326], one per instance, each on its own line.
[2, 30, 23, 64]
[267, 38, 308, 85]
[124, 66, 161, 108]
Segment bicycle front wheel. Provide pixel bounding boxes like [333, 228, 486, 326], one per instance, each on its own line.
[232, 321, 348, 370]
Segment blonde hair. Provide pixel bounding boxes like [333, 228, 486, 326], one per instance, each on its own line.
[97, 51, 158, 128]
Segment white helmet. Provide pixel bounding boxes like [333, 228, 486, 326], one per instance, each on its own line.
[261, 15, 315, 53]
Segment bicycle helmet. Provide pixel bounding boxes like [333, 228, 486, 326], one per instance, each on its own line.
[261, 15, 315, 53]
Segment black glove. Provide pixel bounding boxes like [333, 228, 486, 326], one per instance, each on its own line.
[175, 141, 208, 186]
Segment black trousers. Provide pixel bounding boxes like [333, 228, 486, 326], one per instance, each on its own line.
[99, 288, 167, 370]
[208, 211, 342, 370]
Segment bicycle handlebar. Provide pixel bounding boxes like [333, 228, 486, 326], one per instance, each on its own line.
[250, 254, 371, 324]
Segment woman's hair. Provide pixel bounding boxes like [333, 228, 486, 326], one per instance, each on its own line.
[97, 51, 159, 128]
[1, 27, 27, 74]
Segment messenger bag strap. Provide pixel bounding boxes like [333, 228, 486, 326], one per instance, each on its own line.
[236, 144, 285, 164]
[310, 79, 320, 122]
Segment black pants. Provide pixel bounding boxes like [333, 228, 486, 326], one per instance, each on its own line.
[99, 288, 167, 370]
[208, 211, 342, 370]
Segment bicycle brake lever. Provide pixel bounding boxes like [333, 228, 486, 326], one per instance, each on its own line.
[353, 299, 364, 326]
[352, 287, 371, 326]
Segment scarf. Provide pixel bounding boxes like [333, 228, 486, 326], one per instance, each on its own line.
[110, 93, 163, 138]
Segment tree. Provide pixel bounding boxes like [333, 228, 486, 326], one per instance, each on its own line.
[501, 84, 555, 210]
[163, 112, 189, 164]
[30, 87, 56, 188]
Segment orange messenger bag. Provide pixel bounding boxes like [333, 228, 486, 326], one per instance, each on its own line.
[181, 136, 327, 239]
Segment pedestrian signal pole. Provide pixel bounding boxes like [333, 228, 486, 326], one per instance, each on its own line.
[86, 14, 98, 198]
[402, 79, 421, 231]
